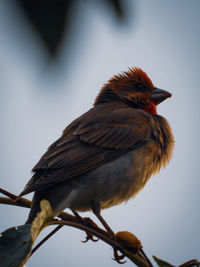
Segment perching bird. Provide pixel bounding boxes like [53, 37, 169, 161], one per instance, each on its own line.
[20, 67, 174, 225]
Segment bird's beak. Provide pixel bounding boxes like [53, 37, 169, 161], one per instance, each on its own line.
[151, 88, 172, 105]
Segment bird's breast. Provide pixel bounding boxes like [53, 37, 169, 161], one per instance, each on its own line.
[56, 139, 163, 213]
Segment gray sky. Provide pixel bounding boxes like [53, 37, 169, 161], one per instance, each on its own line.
[0, 0, 200, 266]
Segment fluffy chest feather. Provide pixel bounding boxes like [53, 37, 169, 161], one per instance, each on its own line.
[37, 114, 174, 216]
[55, 130, 173, 214]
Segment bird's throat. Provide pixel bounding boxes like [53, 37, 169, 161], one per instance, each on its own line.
[143, 103, 157, 115]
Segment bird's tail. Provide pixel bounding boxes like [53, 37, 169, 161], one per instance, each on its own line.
[25, 181, 73, 224]
[25, 192, 43, 224]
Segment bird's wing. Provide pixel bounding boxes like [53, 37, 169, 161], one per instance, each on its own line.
[21, 105, 152, 195]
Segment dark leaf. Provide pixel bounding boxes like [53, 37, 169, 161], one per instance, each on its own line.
[0, 200, 54, 267]
[0, 224, 32, 267]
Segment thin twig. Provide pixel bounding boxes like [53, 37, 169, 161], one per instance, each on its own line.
[0, 191, 160, 266]
[140, 249, 154, 267]
[0, 195, 152, 265]
[49, 219, 151, 267]
[32, 215, 152, 266]
[30, 225, 63, 256]
[0, 196, 78, 222]
[0, 196, 31, 208]
[179, 259, 200, 267]
[0, 187, 18, 200]
[1, 189, 199, 266]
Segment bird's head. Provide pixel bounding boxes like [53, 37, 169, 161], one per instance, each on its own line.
[94, 67, 172, 115]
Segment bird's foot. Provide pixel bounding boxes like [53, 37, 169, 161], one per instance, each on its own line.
[81, 217, 99, 243]
[112, 248, 126, 264]
[71, 210, 99, 243]
[82, 232, 99, 243]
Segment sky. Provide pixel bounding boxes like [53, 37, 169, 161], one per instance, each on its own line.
[0, 0, 200, 266]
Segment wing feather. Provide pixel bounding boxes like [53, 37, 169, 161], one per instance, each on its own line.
[20, 104, 152, 195]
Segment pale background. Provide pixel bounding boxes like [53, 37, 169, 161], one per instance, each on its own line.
[0, 0, 199, 266]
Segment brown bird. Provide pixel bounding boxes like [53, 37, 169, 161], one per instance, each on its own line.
[20, 67, 174, 226]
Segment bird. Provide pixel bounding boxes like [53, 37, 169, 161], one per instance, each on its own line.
[19, 67, 174, 226]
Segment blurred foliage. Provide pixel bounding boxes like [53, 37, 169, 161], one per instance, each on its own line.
[106, 0, 126, 19]
[14, 0, 129, 57]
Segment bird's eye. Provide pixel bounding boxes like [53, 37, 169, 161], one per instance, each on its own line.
[136, 83, 150, 92]
[137, 84, 144, 90]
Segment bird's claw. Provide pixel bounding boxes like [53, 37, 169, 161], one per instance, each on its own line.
[112, 249, 126, 264]
[82, 217, 99, 229]
[82, 232, 99, 243]
[72, 212, 99, 243]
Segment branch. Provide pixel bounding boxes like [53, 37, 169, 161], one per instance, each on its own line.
[1, 189, 199, 267]
[48, 219, 150, 267]
[30, 225, 63, 256]
[0, 196, 31, 208]
[0, 188, 18, 200]
[0, 194, 152, 266]
[0, 196, 77, 222]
